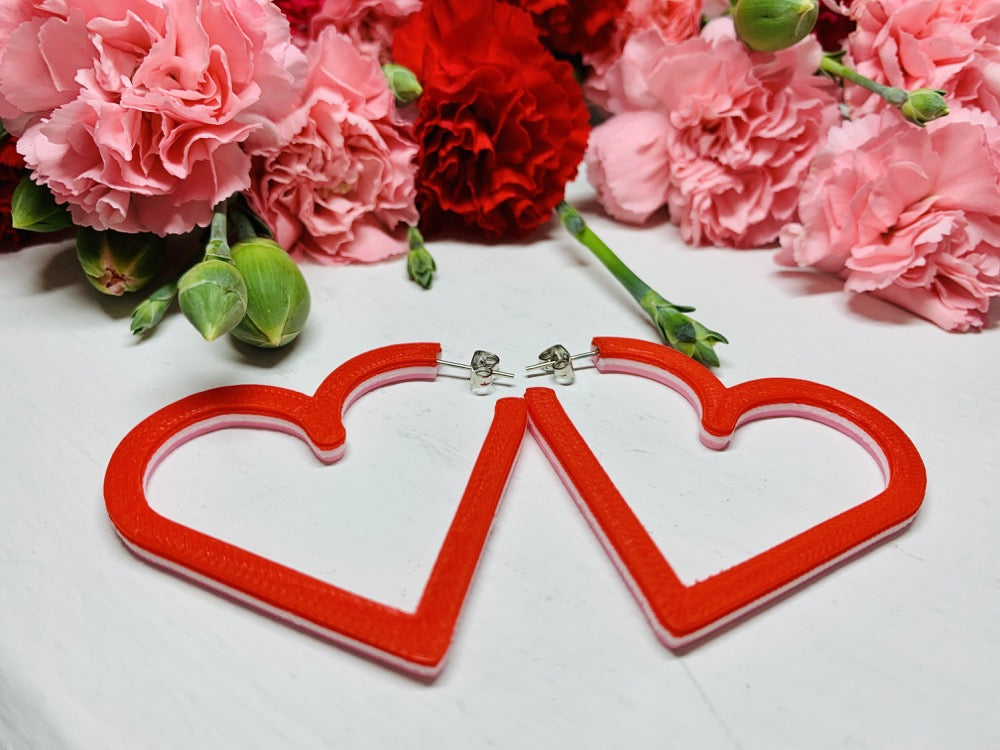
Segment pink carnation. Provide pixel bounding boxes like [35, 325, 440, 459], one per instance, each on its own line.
[585, 0, 702, 109]
[777, 109, 1000, 332]
[244, 29, 418, 264]
[309, 0, 420, 63]
[846, 0, 1000, 120]
[0, 0, 305, 236]
[587, 19, 839, 247]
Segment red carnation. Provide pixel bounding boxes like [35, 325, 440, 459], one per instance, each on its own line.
[0, 137, 26, 252]
[273, 0, 324, 41]
[393, 0, 589, 239]
[505, 0, 628, 57]
[814, 0, 855, 51]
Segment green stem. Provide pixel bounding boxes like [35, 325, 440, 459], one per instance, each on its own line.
[556, 201, 727, 367]
[204, 203, 232, 261]
[820, 55, 908, 107]
[231, 210, 257, 242]
[557, 201, 651, 304]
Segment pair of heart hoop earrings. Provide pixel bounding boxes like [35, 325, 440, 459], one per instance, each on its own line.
[104, 337, 926, 679]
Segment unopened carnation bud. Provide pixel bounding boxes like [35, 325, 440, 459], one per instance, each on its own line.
[230, 238, 310, 348]
[177, 259, 248, 341]
[900, 89, 949, 127]
[76, 227, 164, 296]
[733, 0, 819, 52]
[406, 226, 436, 289]
[382, 63, 423, 105]
[12, 176, 73, 233]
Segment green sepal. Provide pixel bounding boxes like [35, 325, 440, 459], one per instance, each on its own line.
[11, 177, 73, 233]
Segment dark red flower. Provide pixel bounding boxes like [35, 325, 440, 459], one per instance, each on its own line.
[0, 137, 26, 252]
[504, 0, 628, 57]
[393, 0, 590, 238]
[273, 0, 324, 39]
[814, 0, 855, 51]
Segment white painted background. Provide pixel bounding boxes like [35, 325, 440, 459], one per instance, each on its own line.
[2, 179, 997, 749]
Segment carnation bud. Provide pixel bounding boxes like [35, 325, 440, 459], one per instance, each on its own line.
[382, 63, 423, 105]
[733, 0, 819, 52]
[640, 291, 728, 368]
[229, 238, 310, 348]
[76, 227, 164, 296]
[130, 279, 179, 335]
[899, 89, 949, 127]
[406, 226, 436, 289]
[11, 176, 73, 233]
[177, 259, 248, 341]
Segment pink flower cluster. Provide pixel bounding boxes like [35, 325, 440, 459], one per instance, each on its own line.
[244, 29, 418, 264]
[0, 0, 305, 236]
[775, 0, 1000, 331]
[846, 0, 1000, 121]
[586, 18, 839, 247]
[0, 0, 419, 263]
[779, 109, 1000, 332]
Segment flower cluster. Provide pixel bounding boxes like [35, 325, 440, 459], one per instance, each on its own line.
[0, 0, 997, 353]
[582, 0, 1000, 331]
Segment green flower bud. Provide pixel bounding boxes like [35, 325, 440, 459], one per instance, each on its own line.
[130, 279, 179, 335]
[229, 238, 310, 348]
[11, 176, 73, 233]
[900, 89, 949, 127]
[640, 291, 728, 368]
[382, 63, 423, 105]
[177, 259, 248, 341]
[406, 225, 436, 289]
[733, 0, 819, 52]
[76, 227, 164, 296]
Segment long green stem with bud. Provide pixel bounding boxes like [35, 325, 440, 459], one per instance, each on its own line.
[820, 55, 949, 125]
[820, 55, 907, 106]
[556, 201, 727, 367]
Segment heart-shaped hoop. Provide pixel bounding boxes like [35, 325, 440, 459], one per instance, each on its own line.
[525, 337, 926, 648]
[104, 343, 526, 678]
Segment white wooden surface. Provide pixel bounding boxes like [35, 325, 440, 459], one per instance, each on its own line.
[2, 179, 998, 749]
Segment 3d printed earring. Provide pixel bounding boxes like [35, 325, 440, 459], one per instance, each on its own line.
[104, 343, 526, 678]
[524, 336, 926, 649]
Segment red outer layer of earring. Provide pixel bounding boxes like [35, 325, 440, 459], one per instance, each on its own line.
[104, 343, 527, 678]
[524, 336, 926, 649]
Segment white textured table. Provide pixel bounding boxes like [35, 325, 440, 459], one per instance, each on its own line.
[2, 179, 998, 749]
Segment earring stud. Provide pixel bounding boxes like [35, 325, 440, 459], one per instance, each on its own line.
[438, 349, 514, 394]
[525, 344, 598, 385]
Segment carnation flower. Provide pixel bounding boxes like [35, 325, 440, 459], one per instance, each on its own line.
[393, 0, 590, 239]
[587, 19, 839, 247]
[777, 109, 1000, 332]
[244, 29, 419, 264]
[846, 0, 1000, 120]
[0, 0, 306, 236]
[585, 0, 703, 107]
[504, 0, 628, 57]
[310, 0, 421, 63]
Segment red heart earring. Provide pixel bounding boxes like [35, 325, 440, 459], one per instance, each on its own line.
[524, 336, 926, 648]
[104, 343, 525, 678]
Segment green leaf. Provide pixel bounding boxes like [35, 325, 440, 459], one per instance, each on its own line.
[11, 177, 73, 233]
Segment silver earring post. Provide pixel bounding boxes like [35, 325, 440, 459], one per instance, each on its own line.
[437, 350, 514, 394]
[525, 345, 599, 385]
